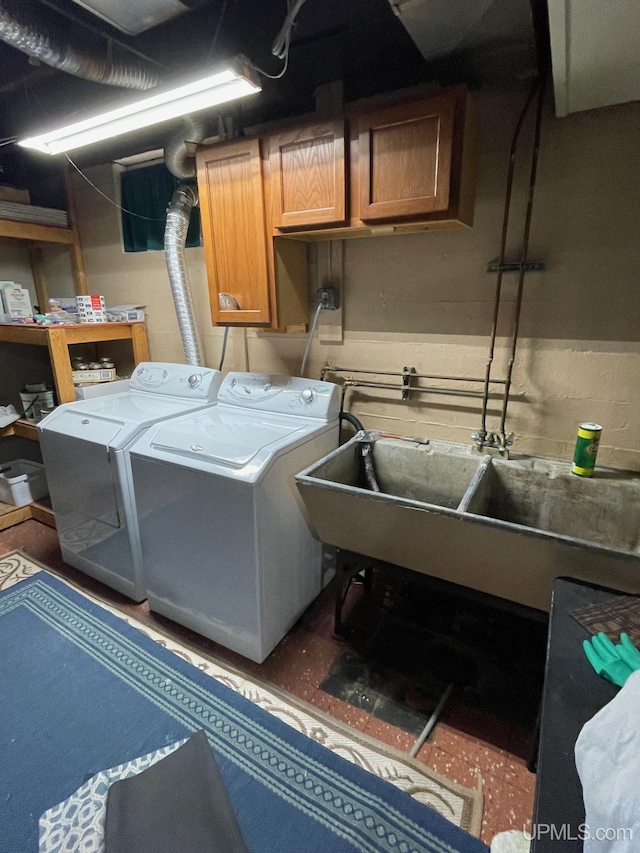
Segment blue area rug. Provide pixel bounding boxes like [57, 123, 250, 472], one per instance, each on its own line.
[0, 574, 488, 852]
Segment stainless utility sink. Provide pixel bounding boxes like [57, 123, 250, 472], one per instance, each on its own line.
[296, 434, 640, 611]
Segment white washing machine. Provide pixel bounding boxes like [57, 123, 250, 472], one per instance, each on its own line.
[128, 372, 340, 663]
[38, 363, 222, 601]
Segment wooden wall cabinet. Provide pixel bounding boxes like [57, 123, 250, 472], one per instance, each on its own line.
[357, 95, 455, 222]
[196, 86, 477, 328]
[269, 120, 347, 229]
[197, 138, 309, 329]
[280, 85, 477, 240]
[197, 138, 272, 326]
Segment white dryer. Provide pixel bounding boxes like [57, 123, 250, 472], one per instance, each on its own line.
[129, 372, 340, 663]
[38, 363, 222, 601]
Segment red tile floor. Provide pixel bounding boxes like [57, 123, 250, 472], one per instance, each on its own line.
[0, 519, 536, 846]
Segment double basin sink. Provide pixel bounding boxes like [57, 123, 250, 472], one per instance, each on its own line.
[296, 435, 640, 611]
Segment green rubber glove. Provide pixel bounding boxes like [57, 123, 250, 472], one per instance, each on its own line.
[583, 632, 635, 687]
[615, 632, 640, 671]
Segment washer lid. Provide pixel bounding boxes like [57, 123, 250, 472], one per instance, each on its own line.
[148, 408, 314, 468]
[39, 393, 213, 448]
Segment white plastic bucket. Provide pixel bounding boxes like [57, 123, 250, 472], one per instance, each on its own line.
[19, 387, 55, 422]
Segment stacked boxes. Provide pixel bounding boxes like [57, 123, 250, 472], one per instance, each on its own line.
[106, 304, 146, 322]
[76, 294, 106, 323]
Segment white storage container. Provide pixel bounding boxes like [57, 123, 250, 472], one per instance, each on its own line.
[0, 459, 49, 506]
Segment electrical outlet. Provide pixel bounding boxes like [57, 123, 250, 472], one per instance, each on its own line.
[317, 286, 339, 310]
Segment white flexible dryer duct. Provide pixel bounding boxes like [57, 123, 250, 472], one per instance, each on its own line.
[164, 185, 204, 366]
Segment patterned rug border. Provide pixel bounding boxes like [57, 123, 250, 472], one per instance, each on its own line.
[0, 550, 483, 837]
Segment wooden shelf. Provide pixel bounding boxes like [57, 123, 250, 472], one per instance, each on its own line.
[0, 499, 56, 530]
[0, 322, 149, 404]
[0, 418, 39, 442]
[0, 324, 49, 345]
[30, 500, 56, 528]
[0, 218, 77, 245]
[0, 501, 32, 531]
[0, 322, 145, 347]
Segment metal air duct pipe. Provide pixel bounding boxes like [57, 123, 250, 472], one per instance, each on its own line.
[0, 0, 158, 89]
[164, 116, 207, 180]
[164, 185, 204, 366]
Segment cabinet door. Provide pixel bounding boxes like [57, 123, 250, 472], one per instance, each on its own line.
[197, 138, 271, 326]
[269, 120, 346, 229]
[357, 96, 455, 222]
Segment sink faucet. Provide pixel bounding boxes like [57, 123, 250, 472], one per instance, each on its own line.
[471, 429, 514, 457]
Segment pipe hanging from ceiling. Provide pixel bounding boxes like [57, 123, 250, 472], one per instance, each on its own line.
[0, 0, 158, 89]
[164, 185, 204, 366]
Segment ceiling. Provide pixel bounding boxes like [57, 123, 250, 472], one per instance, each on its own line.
[0, 0, 543, 202]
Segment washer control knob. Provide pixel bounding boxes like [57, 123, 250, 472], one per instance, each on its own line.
[187, 373, 200, 388]
[300, 388, 315, 404]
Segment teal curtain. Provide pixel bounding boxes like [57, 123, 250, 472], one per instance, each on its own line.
[121, 163, 201, 252]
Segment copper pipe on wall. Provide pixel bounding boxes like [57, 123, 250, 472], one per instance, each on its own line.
[322, 365, 506, 385]
[499, 77, 547, 443]
[477, 79, 542, 444]
[342, 379, 488, 399]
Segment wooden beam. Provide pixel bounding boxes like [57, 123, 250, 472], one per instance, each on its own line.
[64, 165, 88, 295]
[130, 322, 150, 363]
[46, 327, 75, 404]
[315, 81, 344, 119]
[29, 248, 49, 311]
[64, 324, 135, 345]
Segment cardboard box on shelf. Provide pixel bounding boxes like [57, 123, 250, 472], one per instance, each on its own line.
[77, 315, 106, 323]
[106, 304, 146, 322]
[0, 282, 32, 319]
[72, 368, 117, 384]
[76, 294, 106, 323]
[76, 294, 105, 311]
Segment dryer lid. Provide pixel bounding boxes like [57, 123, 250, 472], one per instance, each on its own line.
[148, 408, 314, 468]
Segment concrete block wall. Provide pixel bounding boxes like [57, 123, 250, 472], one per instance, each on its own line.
[70, 84, 640, 471]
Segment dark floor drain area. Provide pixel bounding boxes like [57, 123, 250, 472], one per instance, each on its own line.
[320, 561, 548, 746]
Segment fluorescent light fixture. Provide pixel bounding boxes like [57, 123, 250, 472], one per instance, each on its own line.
[19, 60, 261, 155]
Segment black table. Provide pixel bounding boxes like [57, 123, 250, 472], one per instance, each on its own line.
[531, 578, 621, 851]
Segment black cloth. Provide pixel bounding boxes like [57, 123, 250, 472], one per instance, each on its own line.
[105, 730, 248, 853]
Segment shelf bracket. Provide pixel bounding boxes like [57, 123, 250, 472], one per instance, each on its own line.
[402, 366, 414, 400]
[486, 261, 546, 273]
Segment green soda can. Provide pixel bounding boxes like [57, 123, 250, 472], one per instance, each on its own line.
[572, 422, 602, 476]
